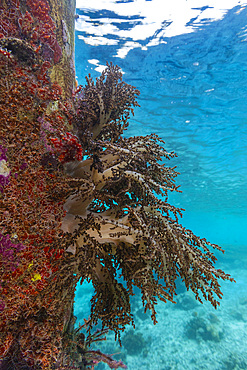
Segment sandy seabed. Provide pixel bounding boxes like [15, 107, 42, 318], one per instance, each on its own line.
[74, 256, 247, 370]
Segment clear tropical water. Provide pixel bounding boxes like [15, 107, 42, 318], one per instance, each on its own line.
[74, 2, 247, 369]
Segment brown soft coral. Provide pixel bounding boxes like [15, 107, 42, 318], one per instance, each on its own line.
[73, 62, 140, 145]
[62, 63, 234, 340]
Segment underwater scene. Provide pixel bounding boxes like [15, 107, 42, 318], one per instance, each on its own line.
[74, 1, 247, 369]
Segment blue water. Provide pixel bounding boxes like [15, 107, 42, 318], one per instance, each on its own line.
[74, 2, 247, 369]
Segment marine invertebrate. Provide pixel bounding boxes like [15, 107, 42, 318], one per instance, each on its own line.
[0, 232, 26, 319]
[64, 325, 127, 369]
[0, 232, 25, 272]
[61, 63, 235, 340]
[73, 62, 140, 146]
[51, 132, 83, 163]
[0, 37, 38, 65]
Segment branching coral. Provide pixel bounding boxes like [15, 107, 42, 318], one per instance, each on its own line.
[60, 324, 127, 369]
[73, 62, 140, 145]
[61, 63, 235, 340]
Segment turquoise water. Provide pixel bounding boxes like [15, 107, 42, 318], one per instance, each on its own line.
[74, 2, 247, 369]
